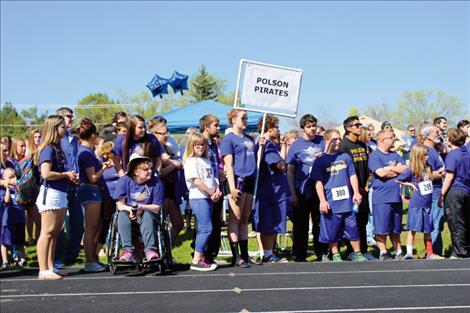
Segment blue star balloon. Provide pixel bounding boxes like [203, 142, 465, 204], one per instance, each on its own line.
[168, 71, 189, 95]
[146, 74, 169, 98]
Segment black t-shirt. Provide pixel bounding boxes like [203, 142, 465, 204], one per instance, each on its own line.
[339, 137, 369, 189]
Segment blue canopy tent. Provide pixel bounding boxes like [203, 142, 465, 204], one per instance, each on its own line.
[161, 100, 263, 134]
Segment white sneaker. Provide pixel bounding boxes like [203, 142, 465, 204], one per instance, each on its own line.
[84, 262, 107, 273]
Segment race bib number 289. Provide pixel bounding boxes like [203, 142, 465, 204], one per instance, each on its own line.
[332, 186, 350, 201]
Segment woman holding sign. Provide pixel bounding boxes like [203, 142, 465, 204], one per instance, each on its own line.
[221, 109, 259, 267]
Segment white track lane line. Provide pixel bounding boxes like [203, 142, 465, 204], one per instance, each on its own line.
[1, 267, 470, 282]
[1, 283, 470, 298]
[245, 306, 470, 313]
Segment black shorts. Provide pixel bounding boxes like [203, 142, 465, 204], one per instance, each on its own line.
[225, 175, 256, 195]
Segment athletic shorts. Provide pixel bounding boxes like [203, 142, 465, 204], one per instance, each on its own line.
[319, 212, 360, 244]
[406, 207, 433, 233]
[372, 203, 403, 235]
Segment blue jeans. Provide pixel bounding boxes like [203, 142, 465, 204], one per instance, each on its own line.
[366, 188, 375, 239]
[117, 210, 157, 251]
[189, 198, 213, 253]
[55, 185, 84, 263]
[431, 198, 444, 255]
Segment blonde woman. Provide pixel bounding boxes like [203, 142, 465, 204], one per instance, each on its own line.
[183, 133, 221, 271]
[35, 115, 79, 280]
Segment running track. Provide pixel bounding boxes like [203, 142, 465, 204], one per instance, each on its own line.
[1, 259, 469, 313]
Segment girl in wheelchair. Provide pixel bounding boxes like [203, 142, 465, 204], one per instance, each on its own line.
[113, 153, 164, 263]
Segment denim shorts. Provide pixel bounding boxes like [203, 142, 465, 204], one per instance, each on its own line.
[36, 185, 68, 212]
[77, 184, 102, 205]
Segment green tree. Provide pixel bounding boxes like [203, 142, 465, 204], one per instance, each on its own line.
[75, 93, 124, 126]
[189, 65, 227, 102]
[21, 106, 49, 127]
[395, 90, 467, 129]
[0, 102, 28, 138]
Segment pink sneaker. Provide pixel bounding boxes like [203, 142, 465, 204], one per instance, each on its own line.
[119, 250, 136, 262]
[144, 249, 160, 261]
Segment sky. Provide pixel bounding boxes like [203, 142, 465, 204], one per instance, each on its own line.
[1, 1, 469, 131]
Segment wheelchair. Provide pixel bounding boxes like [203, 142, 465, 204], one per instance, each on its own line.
[107, 207, 173, 275]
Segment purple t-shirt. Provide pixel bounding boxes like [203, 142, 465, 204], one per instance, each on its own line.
[220, 132, 256, 178]
[286, 136, 324, 195]
[77, 145, 105, 186]
[396, 168, 432, 209]
[444, 146, 470, 193]
[368, 149, 404, 204]
[0, 187, 25, 225]
[311, 152, 356, 213]
[38, 145, 69, 193]
[255, 140, 290, 204]
[113, 175, 165, 206]
[102, 156, 119, 198]
[426, 146, 444, 200]
[112, 134, 163, 171]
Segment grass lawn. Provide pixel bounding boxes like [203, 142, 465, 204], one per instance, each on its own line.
[20, 203, 451, 268]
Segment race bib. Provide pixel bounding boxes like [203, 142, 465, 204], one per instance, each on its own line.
[418, 181, 433, 195]
[332, 186, 350, 201]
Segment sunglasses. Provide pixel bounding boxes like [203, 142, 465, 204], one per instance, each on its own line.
[351, 123, 363, 128]
[65, 114, 74, 119]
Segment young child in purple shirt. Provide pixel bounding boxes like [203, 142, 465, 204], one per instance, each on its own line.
[0, 168, 26, 269]
[311, 129, 365, 262]
[396, 144, 443, 260]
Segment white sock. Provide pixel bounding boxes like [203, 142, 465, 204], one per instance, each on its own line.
[406, 245, 413, 255]
[263, 249, 273, 258]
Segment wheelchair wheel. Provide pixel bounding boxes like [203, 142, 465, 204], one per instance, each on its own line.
[107, 212, 119, 266]
[109, 262, 118, 275]
[162, 212, 173, 270]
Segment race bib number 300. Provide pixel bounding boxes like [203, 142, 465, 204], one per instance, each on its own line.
[418, 181, 433, 195]
[332, 186, 350, 201]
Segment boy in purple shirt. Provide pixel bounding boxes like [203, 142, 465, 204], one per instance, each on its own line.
[286, 114, 328, 262]
[113, 154, 165, 262]
[440, 128, 470, 258]
[312, 129, 365, 262]
[368, 130, 408, 260]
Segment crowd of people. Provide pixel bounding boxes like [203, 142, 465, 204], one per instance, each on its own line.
[0, 106, 469, 280]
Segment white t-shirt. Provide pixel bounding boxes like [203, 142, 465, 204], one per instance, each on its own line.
[184, 157, 218, 199]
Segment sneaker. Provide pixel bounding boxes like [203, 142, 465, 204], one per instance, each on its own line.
[190, 259, 218, 272]
[379, 252, 394, 261]
[363, 252, 378, 261]
[144, 249, 160, 261]
[17, 259, 27, 268]
[262, 255, 282, 263]
[119, 250, 136, 263]
[247, 258, 262, 265]
[321, 254, 330, 262]
[351, 252, 367, 262]
[1, 263, 10, 270]
[235, 259, 251, 268]
[394, 252, 405, 261]
[426, 253, 445, 260]
[404, 254, 414, 260]
[84, 261, 107, 273]
[53, 267, 68, 276]
[332, 253, 342, 262]
[450, 255, 461, 259]
[54, 260, 65, 269]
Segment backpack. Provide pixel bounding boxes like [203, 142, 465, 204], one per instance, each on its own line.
[15, 157, 40, 206]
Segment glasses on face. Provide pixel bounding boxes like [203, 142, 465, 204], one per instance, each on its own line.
[194, 143, 205, 148]
[65, 114, 73, 119]
[351, 123, 363, 128]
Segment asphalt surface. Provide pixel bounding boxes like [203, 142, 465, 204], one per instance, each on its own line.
[1, 259, 470, 313]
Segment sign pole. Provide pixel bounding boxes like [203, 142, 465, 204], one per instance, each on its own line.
[252, 112, 267, 211]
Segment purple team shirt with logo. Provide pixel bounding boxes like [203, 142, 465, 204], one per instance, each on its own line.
[396, 168, 432, 208]
[286, 136, 324, 193]
[311, 152, 356, 213]
[220, 132, 256, 178]
[113, 175, 165, 206]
